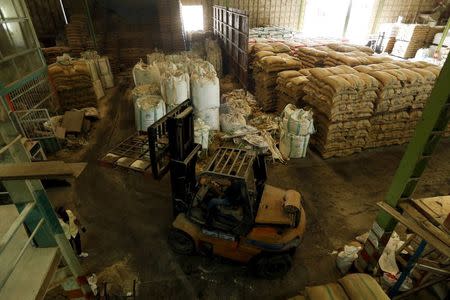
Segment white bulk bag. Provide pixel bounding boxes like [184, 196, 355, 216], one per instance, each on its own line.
[191, 75, 220, 112]
[281, 104, 315, 136]
[196, 107, 220, 131]
[147, 52, 165, 64]
[135, 95, 166, 131]
[194, 118, 210, 149]
[131, 83, 160, 102]
[132, 60, 160, 86]
[279, 130, 311, 159]
[219, 113, 247, 132]
[160, 72, 190, 108]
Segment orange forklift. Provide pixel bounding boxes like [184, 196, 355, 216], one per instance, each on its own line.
[148, 100, 306, 278]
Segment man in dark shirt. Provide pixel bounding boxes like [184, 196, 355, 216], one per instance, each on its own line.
[207, 179, 243, 211]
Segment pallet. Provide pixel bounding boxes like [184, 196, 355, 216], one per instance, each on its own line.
[98, 132, 152, 176]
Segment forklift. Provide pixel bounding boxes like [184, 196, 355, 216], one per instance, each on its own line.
[148, 100, 306, 278]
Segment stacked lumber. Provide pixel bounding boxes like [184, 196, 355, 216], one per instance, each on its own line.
[275, 69, 310, 112]
[392, 24, 430, 58]
[48, 60, 98, 110]
[252, 50, 302, 111]
[302, 66, 379, 158]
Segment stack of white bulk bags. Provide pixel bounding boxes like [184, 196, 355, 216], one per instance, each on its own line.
[132, 60, 161, 86]
[191, 63, 220, 130]
[279, 104, 315, 159]
[131, 83, 161, 130]
[160, 67, 190, 110]
[134, 95, 166, 132]
[147, 52, 165, 65]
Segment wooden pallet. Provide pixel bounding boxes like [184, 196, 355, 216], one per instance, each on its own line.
[98, 132, 152, 176]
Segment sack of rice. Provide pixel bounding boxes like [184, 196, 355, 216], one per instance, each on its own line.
[220, 113, 247, 132]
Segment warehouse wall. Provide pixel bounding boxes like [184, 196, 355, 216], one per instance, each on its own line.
[203, 0, 303, 29]
[372, 0, 439, 32]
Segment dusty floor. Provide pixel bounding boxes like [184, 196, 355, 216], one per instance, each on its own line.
[46, 84, 450, 299]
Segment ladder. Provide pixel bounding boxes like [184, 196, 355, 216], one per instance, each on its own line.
[0, 111, 92, 299]
[356, 54, 450, 272]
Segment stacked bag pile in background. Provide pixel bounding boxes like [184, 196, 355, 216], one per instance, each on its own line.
[354, 61, 441, 148]
[42, 47, 71, 65]
[279, 104, 315, 159]
[250, 42, 302, 111]
[302, 66, 379, 158]
[80, 51, 114, 89]
[296, 47, 328, 68]
[49, 55, 103, 111]
[276, 69, 310, 112]
[392, 24, 430, 58]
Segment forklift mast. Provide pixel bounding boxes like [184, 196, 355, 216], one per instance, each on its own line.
[148, 100, 202, 216]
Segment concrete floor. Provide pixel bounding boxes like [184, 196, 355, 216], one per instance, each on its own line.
[46, 84, 450, 299]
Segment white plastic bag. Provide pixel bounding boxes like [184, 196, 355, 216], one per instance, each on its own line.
[336, 245, 361, 274]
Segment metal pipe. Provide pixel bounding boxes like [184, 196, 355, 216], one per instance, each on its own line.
[0, 218, 45, 289]
[59, 0, 68, 24]
[0, 202, 35, 253]
[342, 0, 353, 39]
[0, 134, 21, 155]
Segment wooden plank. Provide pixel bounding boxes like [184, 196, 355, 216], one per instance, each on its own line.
[399, 203, 450, 246]
[377, 202, 450, 257]
[0, 161, 87, 180]
[412, 196, 450, 225]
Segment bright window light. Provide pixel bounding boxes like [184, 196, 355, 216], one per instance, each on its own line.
[181, 5, 204, 32]
[302, 0, 350, 37]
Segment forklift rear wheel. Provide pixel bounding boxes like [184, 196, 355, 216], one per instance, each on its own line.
[168, 229, 195, 255]
[253, 254, 292, 279]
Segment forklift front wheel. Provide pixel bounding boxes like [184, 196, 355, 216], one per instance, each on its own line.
[168, 229, 195, 255]
[253, 254, 292, 279]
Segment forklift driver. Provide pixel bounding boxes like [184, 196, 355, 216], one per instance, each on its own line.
[206, 177, 244, 223]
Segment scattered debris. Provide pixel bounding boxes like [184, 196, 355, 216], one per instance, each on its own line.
[336, 244, 361, 274]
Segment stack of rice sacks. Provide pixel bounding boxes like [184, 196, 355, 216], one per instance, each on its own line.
[354, 61, 441, 148]
[303, 65, 379, 158]
[48, 58, 99, 110]
[276, 69, 311, 112]
[296, 47, 329, 68]
[251, 42, 302, 111]
[279, 104, 315, 159]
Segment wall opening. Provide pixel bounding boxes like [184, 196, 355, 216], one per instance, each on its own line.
[181, 5, 204, 31]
